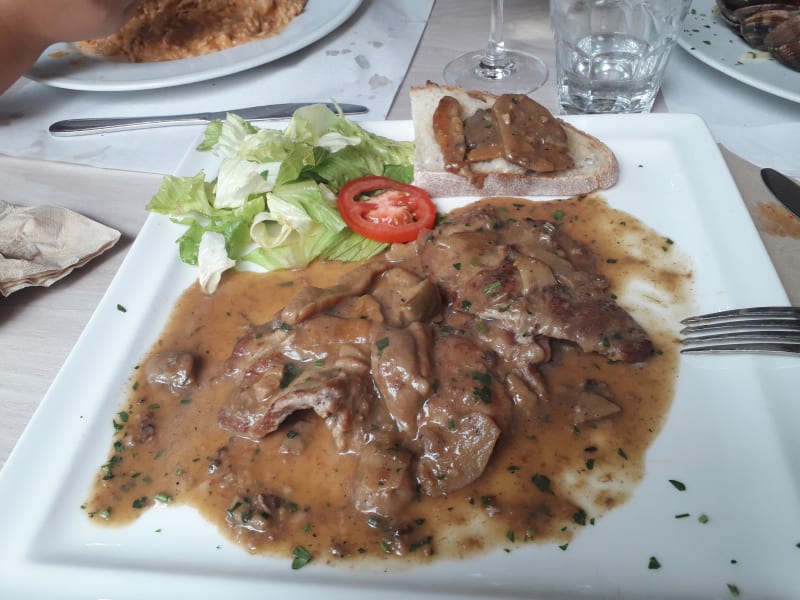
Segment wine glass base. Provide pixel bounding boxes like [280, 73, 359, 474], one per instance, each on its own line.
[443, 48, 548, 95]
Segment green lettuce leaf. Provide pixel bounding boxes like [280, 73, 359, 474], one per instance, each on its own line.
[147, 104, 415, 292]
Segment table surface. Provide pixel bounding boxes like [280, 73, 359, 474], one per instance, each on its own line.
[1, 0, 798, 470]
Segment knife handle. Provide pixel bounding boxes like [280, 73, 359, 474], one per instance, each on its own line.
[49, 114, 214, 136]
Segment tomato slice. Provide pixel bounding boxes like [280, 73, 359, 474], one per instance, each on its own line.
[337, 176, 436, 243]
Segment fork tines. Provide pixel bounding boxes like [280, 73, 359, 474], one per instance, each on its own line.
[679, 306, 800, 355]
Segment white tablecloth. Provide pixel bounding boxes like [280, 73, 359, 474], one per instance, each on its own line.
[661, 47, 800, 178]
[0, 0, 434, 174]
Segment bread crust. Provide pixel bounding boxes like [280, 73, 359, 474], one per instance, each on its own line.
[410, 82, 619, 197]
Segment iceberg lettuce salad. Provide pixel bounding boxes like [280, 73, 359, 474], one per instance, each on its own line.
[146, 104, 415, 293]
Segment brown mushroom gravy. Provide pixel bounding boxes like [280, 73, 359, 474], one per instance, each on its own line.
[433, 93, 574, 188]
[84, 196, 692, 567]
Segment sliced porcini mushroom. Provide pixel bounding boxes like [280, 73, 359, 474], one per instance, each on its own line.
[370, 321, 433, 434]
[572, 379, 621, 425]
[463, 108, 504, 162]
[280, 260, 390, 324]
[351, 441, 415, 518]
[432, 95, 471, 179]
[416, 412, 501, 497]
[370, 267, 443, 327]
[492, 94, 574, 173]
[144, 351, 196, 394]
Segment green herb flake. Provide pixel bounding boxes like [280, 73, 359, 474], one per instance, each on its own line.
[453, 262, 462, 271]
[617, 448, 628, 460]
[132, 496, 148, 509]
[585, 458, 595, 470]
[154, 492, 172, 504]
[553, 210, 565, 220]
[648, 556, 661, 570]
[531, 473, 552, 493]
[727, 583, 740, 597]
[410, 536, 433, 552]
[286, 430, 299, 439]
[558, 543, 569, 551]
[376, 337, 390, 354]
[279, 363, 301, 389]
[669, 479, 687, 491]
[572, 509, 587, 526]
[291, 546, 312, 570]
[116, 304, 127, 313]
[482, 281, 502, 295]
[675, 513, 690, 519]
[698, 513, 710, 524]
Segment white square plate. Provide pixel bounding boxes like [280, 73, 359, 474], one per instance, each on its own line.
[1, 116, 798, 599]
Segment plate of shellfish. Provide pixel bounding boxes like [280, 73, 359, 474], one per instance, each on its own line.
[678, 0, 800, 104]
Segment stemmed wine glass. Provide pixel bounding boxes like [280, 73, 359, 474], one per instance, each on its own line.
[443, 0, 548, 94]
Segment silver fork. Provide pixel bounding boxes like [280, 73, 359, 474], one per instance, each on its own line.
[680, 306, 800, 355]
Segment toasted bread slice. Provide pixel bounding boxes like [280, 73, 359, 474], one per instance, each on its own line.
[410, 82, 619, 197]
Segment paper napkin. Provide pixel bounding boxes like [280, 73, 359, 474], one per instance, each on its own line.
[0, 200, 120, 296]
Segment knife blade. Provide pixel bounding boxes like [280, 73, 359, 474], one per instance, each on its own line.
[49, 102, 369, 136]
[761, 168, 800, 219]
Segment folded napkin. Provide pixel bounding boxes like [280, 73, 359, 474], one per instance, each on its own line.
[0, 200, 120, 296]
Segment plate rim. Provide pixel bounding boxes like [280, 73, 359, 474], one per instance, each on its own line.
[678, 0, 800, 104]
[1, 115, 798, 599]
[25, 0, 364, 92]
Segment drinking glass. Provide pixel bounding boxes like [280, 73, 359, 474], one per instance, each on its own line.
[443, 0, 548, 94]
[551, 0, 691, 114]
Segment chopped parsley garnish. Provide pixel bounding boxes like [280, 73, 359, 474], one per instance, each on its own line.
[291, 546, 312, 569]
[669, 479, 687, 491]
[471, 371, 493, 404]
[531, 473, 552, 493]
[648, 556, 661, 570]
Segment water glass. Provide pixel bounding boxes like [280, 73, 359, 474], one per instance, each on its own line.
[550, 0, 691, 114]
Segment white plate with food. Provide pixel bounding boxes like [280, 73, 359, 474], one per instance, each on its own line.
[0, 115, 798, 599]
[678, 0, 800, 104]
[25, 0, 363, 92]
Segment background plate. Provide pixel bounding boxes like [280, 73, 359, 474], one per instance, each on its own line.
[679, 0, 800, 104]
[25, 0, 363, 91]
[0, 116, 798, 599]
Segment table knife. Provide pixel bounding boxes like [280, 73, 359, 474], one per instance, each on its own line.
[761, 168, 800, 219]
[49, 102, 369, 136]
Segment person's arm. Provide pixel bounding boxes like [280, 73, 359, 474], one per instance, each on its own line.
[0, 0, 139, 94]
